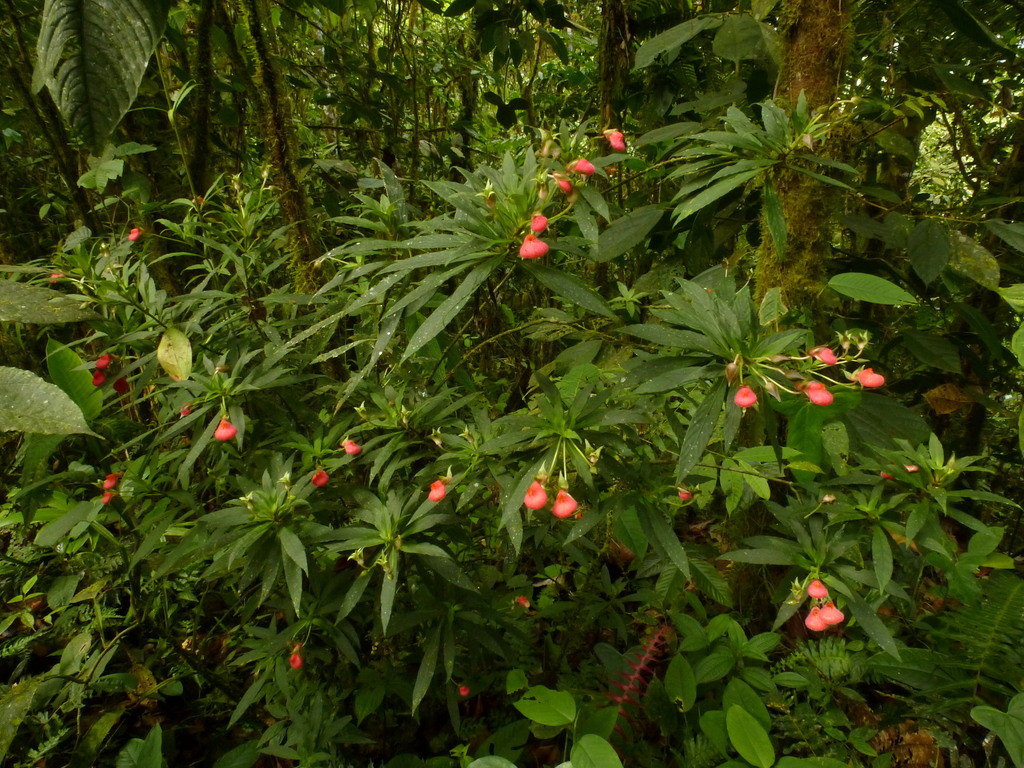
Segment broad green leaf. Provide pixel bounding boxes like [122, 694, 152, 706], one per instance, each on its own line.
[514, 686, 576, 727]
[157, 327, 192, 381]
[70, 705, 126, 768]
[674, 168, 764, 221]
[411, 625, 441, 713]
[664, 655, 697, 711]
[211, 742, 261, 768]
[827, 273, 918, 305]
[713, 14, 764, 63]
[46, 339, 102, 421]
[638, 505, 689, 579]
[837, 586, 901, 659]
[467, 759, 518, 768]
[872, 525, 893, 594]
[949, 231, 1000, 290]
[402, 256, 500, 361]
[726, 705, 775, 768]
[595, 206, 663, 263]
[972, 694, 1024, 768]
[999, 284, 1024, 313]
[0, 367, 95, 436]
[525, 263, 615, 317]
[676, 380, 725, 481]
[35, 501, 95, 547]
[986, 219, 1024, 254]
[570, 734, 623, 768]
[34, 0, 172, 149]
[724, 679, 770, 731]
[0, 281, 98, 324]
[758, 287, 787, 325]
[633, 15, 723, 69]
[115, 724, 163, 768]
[0, 675, 48, 765]
[908, 220, 949, 285]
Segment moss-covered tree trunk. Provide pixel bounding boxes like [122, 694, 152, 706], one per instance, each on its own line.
[754, 0, 848, 308]
[598, 0, 630, 129]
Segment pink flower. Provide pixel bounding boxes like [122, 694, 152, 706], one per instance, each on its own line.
[734, 385, 758, 408]
[92, 371, 106, 387]
[102, 473, 121, 491]
[214, 419, 237, 442]
[819, 602, 845, 626]
[880, 470, 894, 480]
[570, 158, 595, 176]
[516, 595, 531, 609]
[551, 173, 572, 194]
[459, 685, 471, 697]
[343, 439, 362, 455]
[100, 491, 116, 505]
[428, 480, 447, 502]
[808, 579, 829, 599]
[904, 464, 919, 473]
[95, 354, 112, 370]
[311, 470, 330, 487]
[804, 381, 834, 406]
[551, 490, 578, 519]
[604, 129, 626, 152]
[804, 607, 828, 632]
[289, 651, 303, 669]
[180, 404, 192, 417]
[530, 213, 548, 233]
[678, 488, 692, 501]
[49, 273, 64, 283]
[128, 227, 143, 242]
[809, 347, 838, 365]
[857, 368, 885, 388]
[524, 480, 548, 510]
[519, 234, 549, 259]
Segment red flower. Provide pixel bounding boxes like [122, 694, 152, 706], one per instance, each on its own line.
[343, 439, 362, 455]
[92, 371, 106, 387]
[807, 579, 829, 599]
[734, 385, 757, 408]
[516, 595, 531, 609]
[102, 473, 121, 491]
[551, 173, 572, 195]
[524, 480, 548, 510]
[289, 651, 303, 669]
[804, 381, 834, 406]
[113, 377, 129, 394]
[569, 158, 595, 176]
[95, 354, 112, 370]
[100, 491, 116, 505]
[678, 488, 692, 501]
[551, 490, 578, 519]
[519, 234, 549, 259]
[604, 129, 626, 152]
[428, 480, 447, 502]
[459, 685, 471, 697]
[804, 606, 828, 632]
[857, 368, 885, 388]
[880, 470, 894, 480]
[530, 213, 548, 233]
[904, 464, 919, 473]
[819, 602, 845, 626]
[180, 404, 192, 417]
[311, 470, 330, 487]
[214, 419, 237, 441]
[49, 273, 64, 283]
[809, 347, 837, 365]
[128, 227, 143, 242]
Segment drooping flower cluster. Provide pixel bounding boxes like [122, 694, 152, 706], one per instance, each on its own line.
[522, 476, 579, 519]
[803, 579, 845, 632]
[100, 471, 122, 505]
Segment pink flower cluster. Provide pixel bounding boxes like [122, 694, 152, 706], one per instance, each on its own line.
[804, 579, 845, 632]
[523, 479, 579, 519]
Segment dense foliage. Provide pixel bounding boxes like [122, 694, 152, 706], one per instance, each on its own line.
[2, 1, 1024, 767]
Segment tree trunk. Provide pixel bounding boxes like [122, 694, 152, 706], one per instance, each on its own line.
[598, 0, 630, 129]
[755, 0, 848, 307]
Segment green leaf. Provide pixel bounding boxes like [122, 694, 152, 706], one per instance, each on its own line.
[46, 339, 103, 421]
[762, 178, 786, 262]
[676, 380, 725, 481]
[157, 327, 192, 381]
[411, 625, 441, 713]
[34, 0, 172, 149]
[726, 705, 775, 768]
[949, 231, 1000, 290]
[513, 686, 576, 727]
[402, 256, 500, 361]
[633, 15, 723, 69]
[908, 220, 949, 285]
[972, 694, 1024, 768]
[116, 724, 163, 768]
[827, 273, 918, 305]
[999, 284, 1024, 313]
[724, 679, 770, 731]
[467, 759, 519, 768]
[674, 168, 764, 221]
[758, 287, 787, 325]
[0, 367, 96, 436]
[0, 675, 48, 765]
[525, 262, 615, 317]
[0, 280, 98, 324]
[595, 206, 663, 263]
[986, 219, 1024, 254]
[70, 705, 125, 768]
[664, 655, 697, 711]
[837, 586, 901, 660]
[570, 734, 623, 768]
[713, 14, 764, 63]
[211, 742, 261, 768]
[639, 505, 690, 579]
[901, 330, 961, 373]
[872, 525, 893, 594]
[35, 501, 95, 547]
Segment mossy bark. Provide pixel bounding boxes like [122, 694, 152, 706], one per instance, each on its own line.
[598, 0, 631, 129]
[754, 0, 848, 309]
